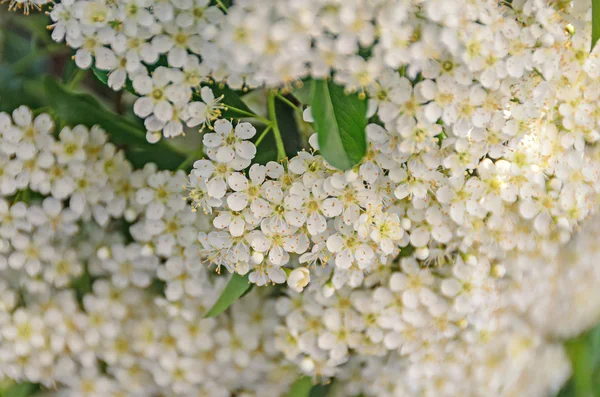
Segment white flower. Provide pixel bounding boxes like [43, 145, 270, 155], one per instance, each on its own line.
[284, 181, 343, 235]
[186, 86, 224, 129]
[53, 125, 88, 164]
[287, 267, 310, 292]
[133, 67, 187, 122]
[225, 164, 266, 212]
[3, 309, 46, 356]
[389, 258, 435, 309]
[135, 170, 187, 220]
[203, 119, 256, 164]
[326, 231, 374, 270]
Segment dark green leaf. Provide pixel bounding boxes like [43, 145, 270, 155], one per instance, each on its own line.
[91, 67, 256, 121]
[0, 67, 47, 112]
[240, 283, 255, 298]
[561, 322, 600, 397]
[200, 81, 255, 119]
[2, 30, 33, 65]
[63, 60, 79, 84]
[70, 270, 93, 305]
[0, 382, 39, 397]
[291, 80, 313, 105]
[310, 79, 367, 170]
[399, 244, 415, 258]
[287, 376, 313, 397]
[43, 77, 186, 169]
[11, 13, 52, 44]
[275, 96, 301, 158]
[566, 337, 594, 397]
[251, 124, 279, 165]
[92, 66, 136, 95]
[126, 147, 187, 170]
[309, 381, 333, 397]
[210, 0, 232, 8]
[593, 0, 600, 52]
[204, 273, 251, 318]
[148, 278, 166, 296]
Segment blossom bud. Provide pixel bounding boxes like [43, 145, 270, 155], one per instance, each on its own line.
[465, 255, 477, 266]
[492, 265, 506, 278]
[287, 267, 311, 292]
[415, 247, 429, 260]
[124, 208, 137, 222]
[97, 246, 110, 260]
[322, 282, 335, 298]
[401, 217, 412, 230]
[300, 357, 315, 372]
[141, 244, 154, 256]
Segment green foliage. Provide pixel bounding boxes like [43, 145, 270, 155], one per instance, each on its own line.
[274, 95, 301, 157]
[204, 273, 251, 318]
[43, 77, 187, 169]
[91, 64, 256, 120]
[593, 0, 600, 52]
[309, 79, 368, 170]
[70, 269, 93, 306]
[291, 81, 313, 105]
[287, 377, 333, 397]
[559, 323, 600, 397]
[0, 382, 39, 397]
[252, 125, 279, 164]
[0, 22, 56, 112]
[287, 376, 313, 397]
[92, 66, 136, 94]
[203, 81, 256, 120]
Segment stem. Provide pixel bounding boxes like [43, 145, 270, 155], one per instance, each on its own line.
[177, 141, 205, 170]
[399, 65, 406, 77]
[276, 93, 300, 112]
[12, 45, 68, 74]
[177, 153, 200, 171]
[254, 124, 273, 147]
[267, 91, 287, 161]
[215, 0, 228, 12]
[32, 106, 52, 116]
[67, 69, 87, 90]
[223, 104, 270, 125]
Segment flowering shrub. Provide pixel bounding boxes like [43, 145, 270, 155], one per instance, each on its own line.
[1, 0, 600, 396]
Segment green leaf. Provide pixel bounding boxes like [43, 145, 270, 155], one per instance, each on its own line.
[0, 67, 47, 112]
[566, 337, 594, 397]
[11, 13, 52, 45]
[309, 381, 334, 397]
[310, 79, 367, 170]
[252, 133, 278, 164]
[0, 382, 39, 397]
[126, 147, 187, 170]
[92, 66, 136, 95]
[43, 76, 186, 169]
[287, 377, 313, 397]
[593, 0, 600, 52]
[204, 273, 251, 318]
[200, 81, 255, 119]
[70, 270, 93, 306]
[90, 67, 256, 121]
[275, 96, 301, 158]
[562, 322, 600, 397]
[291, 80, 313, 105]
[63, 60, 79, 84]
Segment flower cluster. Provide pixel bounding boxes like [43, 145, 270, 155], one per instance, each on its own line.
[48, 0, 568, 140]
[181, 0, 600, 393]
[0, 106, 297, 396]
[5, 0, 600, 395]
